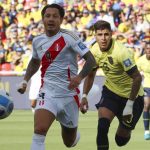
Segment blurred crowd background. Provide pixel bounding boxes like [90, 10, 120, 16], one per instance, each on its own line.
[0, 0, 150, 75]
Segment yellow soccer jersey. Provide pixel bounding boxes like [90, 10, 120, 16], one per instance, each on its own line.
[91, 39, 144, 98]
[137, 55, 150, 88]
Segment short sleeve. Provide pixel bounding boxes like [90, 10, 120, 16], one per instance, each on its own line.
[119, 47, 136, 72]
[32, 38, 40, 59]
[68, 32, 89, 57]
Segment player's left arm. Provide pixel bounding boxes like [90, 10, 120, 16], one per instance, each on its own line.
[127, 66, 142, 100]
[122, 66, 142, 123]
[121, 48, 142, 122]
[120, 47, 142, 101]
[79, 51, 96, 79]
[68, 34, 96, 90]
[68, 51, 96, 90]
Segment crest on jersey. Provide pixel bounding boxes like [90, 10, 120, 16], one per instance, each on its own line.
[45, 51, 51, 61]
[78, 42, 87, 50]
[123, 58, 132, 67]
[108, 57, 113, 64]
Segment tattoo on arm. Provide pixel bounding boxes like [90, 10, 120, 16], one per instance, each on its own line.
[78, 51, 96, 79]
[83, 70, 97, 94]
[24, 58, 40, 82]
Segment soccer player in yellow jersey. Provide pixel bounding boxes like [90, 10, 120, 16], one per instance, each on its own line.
[80, 20, 144, 150]
[137, 43, 150, 140]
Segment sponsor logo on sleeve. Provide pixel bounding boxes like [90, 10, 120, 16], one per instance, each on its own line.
[78, 42, 87, 50]
[123, 58, 132, 67]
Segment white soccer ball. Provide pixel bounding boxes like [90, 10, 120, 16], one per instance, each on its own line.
[47, 0, 64, 7]
[0, 89, 14, 119]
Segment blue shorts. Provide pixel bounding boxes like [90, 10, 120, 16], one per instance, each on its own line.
[96, 86, 144, 130]
[144, 88, 150, 97]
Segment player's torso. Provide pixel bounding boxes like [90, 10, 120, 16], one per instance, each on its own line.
[91, 40, 143, 98]
[33, 31, 78, 97]
[92, 41, 131, 81]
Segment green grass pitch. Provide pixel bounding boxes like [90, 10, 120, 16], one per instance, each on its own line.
[0, 110, 149, 150]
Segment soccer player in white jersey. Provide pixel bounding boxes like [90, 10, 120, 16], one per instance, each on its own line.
[17, 3, 96, 150]
[80, 20, 144, 150]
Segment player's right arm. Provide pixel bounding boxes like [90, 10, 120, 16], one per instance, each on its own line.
[24, 57, 40, 83]
[17, 57, 40, 94]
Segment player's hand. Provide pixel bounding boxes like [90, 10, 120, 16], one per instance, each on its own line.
[80, 94, 88, 114]
[122, 100, 134, 125]
[17, 80, 27, 94]
[68, 76, 82, 90]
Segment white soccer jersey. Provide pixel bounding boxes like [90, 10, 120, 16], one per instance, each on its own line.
[32, 29, 89, 98]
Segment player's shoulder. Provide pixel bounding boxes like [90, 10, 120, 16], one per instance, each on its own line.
[86, 37, 102, 57]
[91, 42, 100, 55]
[86, 37, 98, 52]
[85, 37, 97, 48]
[137, 54, 146, 63]
[32, 33, 45, 44]
[32, 33, 50, 49]
[60, 28, 80, 41]
[114, 39, 132, 55]
[138, 54, 146, 60]
[113, 39, 126, 50]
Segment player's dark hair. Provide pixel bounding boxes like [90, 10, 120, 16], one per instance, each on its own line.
[41, 4, 65, 18]
[93, 20, 111, 32]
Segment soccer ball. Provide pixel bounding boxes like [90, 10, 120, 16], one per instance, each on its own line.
[47, 0, 64, 7]
[0, 89, 14, 119]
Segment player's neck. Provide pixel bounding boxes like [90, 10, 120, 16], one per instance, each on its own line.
[46, 29, 60, 37]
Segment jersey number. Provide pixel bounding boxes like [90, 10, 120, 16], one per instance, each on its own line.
[38, 92, 45, 106]
[39, 92, 45, 99]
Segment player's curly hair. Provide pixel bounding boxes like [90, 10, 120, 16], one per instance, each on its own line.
[41, 4, 65, 18]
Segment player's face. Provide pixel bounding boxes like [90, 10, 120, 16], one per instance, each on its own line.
[145, 45, 150, 60]
[95, 29, 112, 52]
[42, 7, 63, 36]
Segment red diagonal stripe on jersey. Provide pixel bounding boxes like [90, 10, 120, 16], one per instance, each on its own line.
[41, 36, 66, 87]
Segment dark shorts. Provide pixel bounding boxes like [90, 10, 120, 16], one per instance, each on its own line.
[144, 88, 150, 97]
[95, 86, 144, 130]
